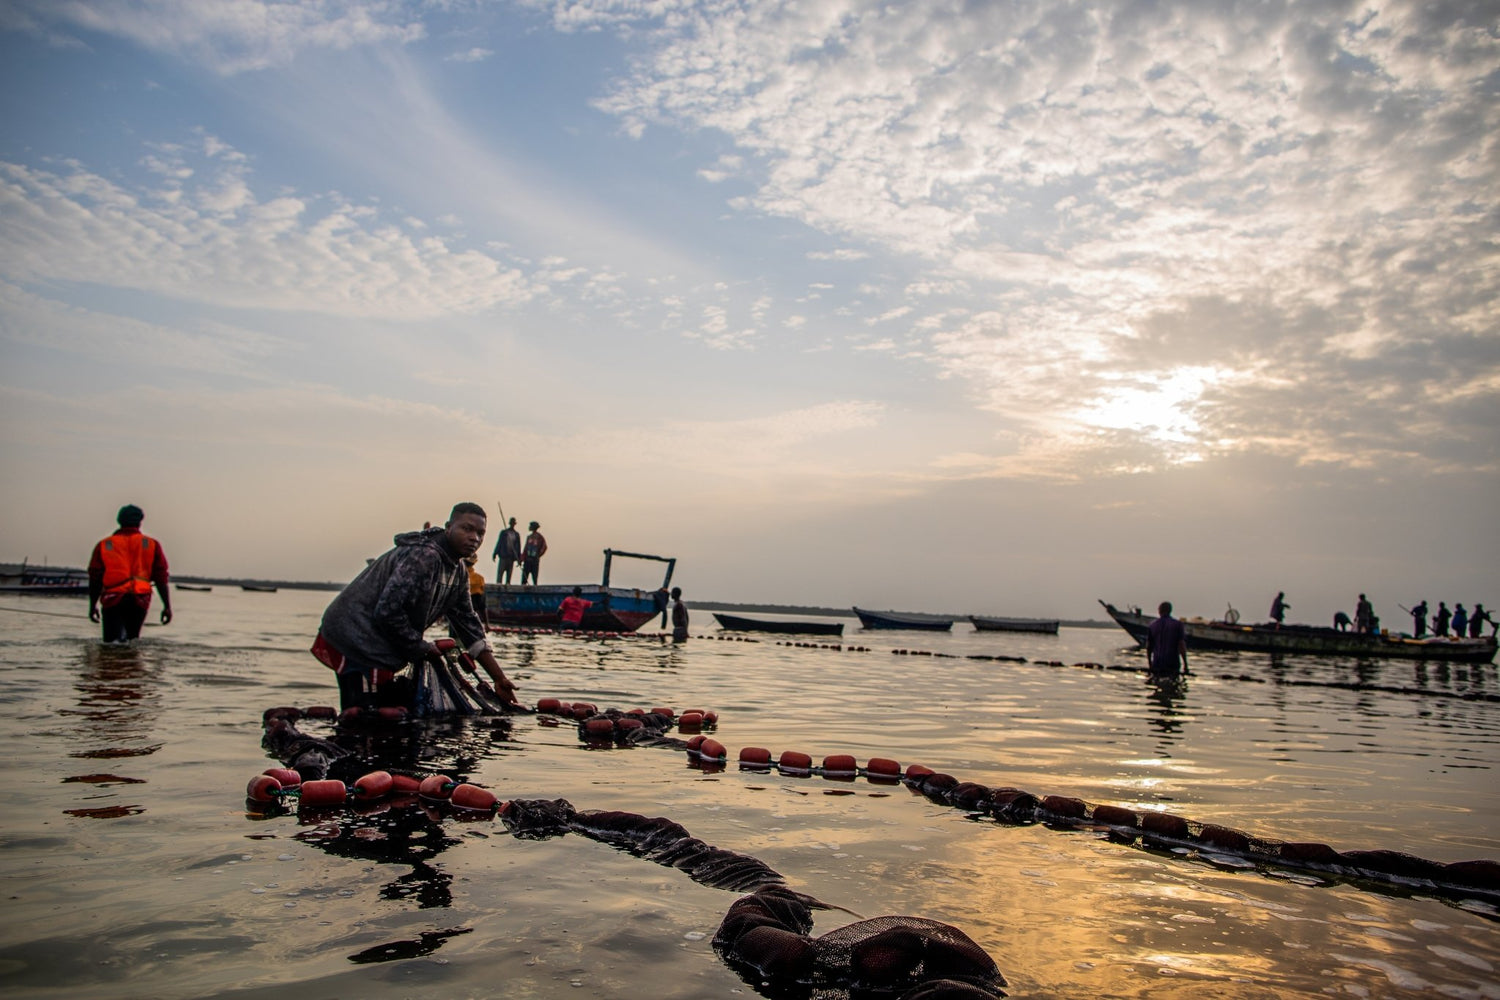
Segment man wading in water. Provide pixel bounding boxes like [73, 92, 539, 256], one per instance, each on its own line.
[313, 502, 520, 712]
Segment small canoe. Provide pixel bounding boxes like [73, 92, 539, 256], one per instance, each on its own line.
[175, 584, 212, 592]
[970, 615, 1059, 634]
[713, 613, 844, 636]
[853, 607, 954, 631]
[241, 584, 278, 593]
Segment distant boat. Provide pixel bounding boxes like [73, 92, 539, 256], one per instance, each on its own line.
[0, 561, 87, 596]
[486, 548, 676, 632]
[175, 584, 212, 592]
[713, 613, 844, 636]
[970, 615, 1059, 634]
[241, 584, 278, 593]
[1100, 600, 1497, 663]
[853, 607, 954, 631]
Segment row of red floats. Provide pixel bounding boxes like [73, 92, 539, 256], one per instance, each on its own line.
[682, 737, 913, 782]
[245, 767, 503, 814]
[773, 641, 872, 652]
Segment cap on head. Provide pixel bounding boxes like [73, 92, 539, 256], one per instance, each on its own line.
[529, 521, 540, 530]
[117, 504, 144, 527]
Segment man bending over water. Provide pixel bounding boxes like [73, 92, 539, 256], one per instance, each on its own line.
[313, 502, 520, 711]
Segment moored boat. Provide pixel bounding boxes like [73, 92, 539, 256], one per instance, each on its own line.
[176, 583, 212, 592]
[853, 607, 954, 631]
[713, 613, 844, 636]
[970, 615, 1059, 634]
[1100, 600, 1497, 663]
[241, 584, 278, 593]
[486, 549, 676, 633]
[0, 561, 87, 595]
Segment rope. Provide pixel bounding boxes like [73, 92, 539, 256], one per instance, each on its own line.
[0, 604, 89, 621]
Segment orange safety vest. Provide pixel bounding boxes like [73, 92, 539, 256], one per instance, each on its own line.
[101, 533, 155, 597]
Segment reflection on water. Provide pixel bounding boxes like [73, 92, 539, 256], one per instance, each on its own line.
[0, 590, 1497, 1000]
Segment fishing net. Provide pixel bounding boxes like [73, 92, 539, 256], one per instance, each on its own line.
[714, 889, 1007, 999]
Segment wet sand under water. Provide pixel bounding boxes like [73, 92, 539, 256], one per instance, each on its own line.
[1, 588, 1497, 998]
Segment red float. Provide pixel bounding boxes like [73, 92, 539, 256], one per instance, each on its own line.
[263, 768, 302, 787]
[419, 774, 455, 799]
[246, 774, 281, 803]
[865, 757, 902, 777]
[353, 771, 394, 800]
[738, 747, 772, 765]
[298, 779, 348, 808]
[777, 750, 813, 771]
[450, 783, 498, 811]
[698, 738, 727, 760]
[822, 754, 858, 775]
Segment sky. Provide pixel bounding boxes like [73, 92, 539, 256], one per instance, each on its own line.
[1, 0, 1497, 624]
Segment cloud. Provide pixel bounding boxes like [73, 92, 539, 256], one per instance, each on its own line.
[570, 0, 1500, 473]
[0, 154, 534, 320]
[4, 0, 424, 73]
[445, 46, 493, 63]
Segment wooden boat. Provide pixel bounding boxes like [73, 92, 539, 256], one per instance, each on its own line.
[485, 549, 676, 633]
[970, 615, 1059, 634]
[853, 607, 954, 631]
[175, 583, 212, 592]
[1100, 601, 1497, 663]
[0, 561, 87, 595]
[241, 584, 278, 593]
[713, 612, 844, 636]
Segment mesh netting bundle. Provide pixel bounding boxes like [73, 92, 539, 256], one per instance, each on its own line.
[714, 889, 1007, 999]
[570, 809, 789, 892]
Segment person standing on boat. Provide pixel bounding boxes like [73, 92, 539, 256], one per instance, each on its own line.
[1269, 591, 1290, 626]
[520, 521, 547, 586]
[313, 502, 519, 712]
[491, 517, 522, 586]
[1146, 601, 1188, 677]
[1470, 603, 1495, 637]
[1354, 594, 1374, 634]
[670, 586, 690, 643]
[1450, 603, 1468, 639]
[1434, 601, 1452, 637]
[559, 586, 592, 629]
[87, 504, 172, 642]
[1410, 600, 1428, 638]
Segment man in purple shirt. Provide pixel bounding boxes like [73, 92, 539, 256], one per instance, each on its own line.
[1146, 601, 1189, 677]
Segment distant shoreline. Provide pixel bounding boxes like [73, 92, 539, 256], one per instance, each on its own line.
[8, 564, 1112, 626]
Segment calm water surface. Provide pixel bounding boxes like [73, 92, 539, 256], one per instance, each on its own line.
[1, 589, 1497, 998]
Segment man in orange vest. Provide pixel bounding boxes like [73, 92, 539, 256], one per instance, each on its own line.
[87, 504, 172, 642]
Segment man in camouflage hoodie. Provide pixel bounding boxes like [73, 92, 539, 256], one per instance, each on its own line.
[315, 502, 520, 711]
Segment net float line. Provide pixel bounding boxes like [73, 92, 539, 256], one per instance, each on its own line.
[666, 741, 1500, 906]
[487, 626, 670, 641]
[240, 770, 1009, 998]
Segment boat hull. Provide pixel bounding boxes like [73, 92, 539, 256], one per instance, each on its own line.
[853, 607, 954, 631]
[970, 616, 1059, 634]
[1100, 602, 1497, 663]
[485, 584, 659, 632]
[0, 563, 87, 596]
[713, 613, 844, 636]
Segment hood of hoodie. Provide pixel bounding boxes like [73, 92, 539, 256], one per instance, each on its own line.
[393, 527, 455, 559]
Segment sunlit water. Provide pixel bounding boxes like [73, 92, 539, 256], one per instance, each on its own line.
[1, 589, 1497, 998]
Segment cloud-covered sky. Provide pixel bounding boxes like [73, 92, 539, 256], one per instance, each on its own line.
[2, 0, 1496, 622]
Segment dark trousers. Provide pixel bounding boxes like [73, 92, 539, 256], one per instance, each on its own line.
[521, 557, 540, 585]
[337, 668, 413, 712]
[101, 601, 148, 642]
[498, 560, 515, 585]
